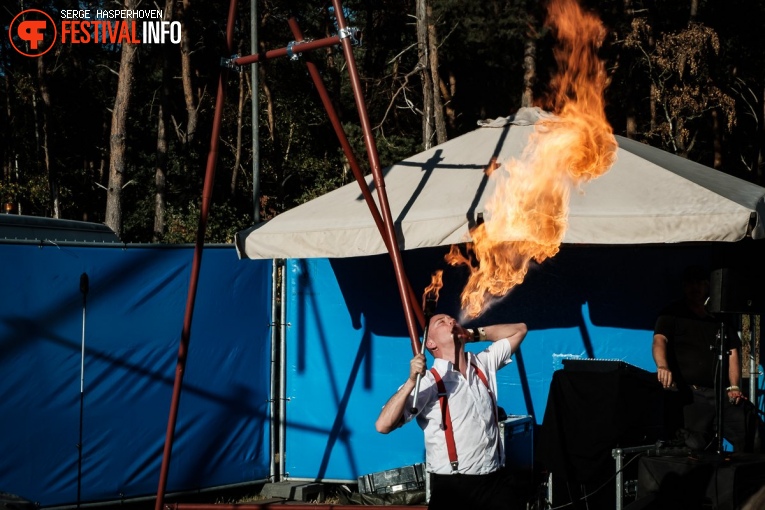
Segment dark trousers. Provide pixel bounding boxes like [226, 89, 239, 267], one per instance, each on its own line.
[666, 386, 759, 452]
[428, 467, 519, 510]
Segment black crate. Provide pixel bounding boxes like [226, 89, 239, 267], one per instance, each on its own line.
[358, 463, 426, 494]
[500, 415, 534, 472]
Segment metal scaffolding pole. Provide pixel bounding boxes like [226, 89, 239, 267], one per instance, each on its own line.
[155, 2, 428, 508]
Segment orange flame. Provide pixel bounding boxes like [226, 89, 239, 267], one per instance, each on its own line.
[450, 0, 617, 318]
[422, 270, 444, 311]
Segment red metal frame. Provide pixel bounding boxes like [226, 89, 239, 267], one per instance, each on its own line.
[155, 0, 427, 508]
[327, 0, 422, 352]
[166, 504, 420, 510]
[286, 17, 426, 331]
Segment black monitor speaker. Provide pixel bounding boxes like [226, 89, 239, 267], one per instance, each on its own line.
[707, 267, 764, 314]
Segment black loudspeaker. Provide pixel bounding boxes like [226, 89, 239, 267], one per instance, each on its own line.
[707, 268, 765, 314]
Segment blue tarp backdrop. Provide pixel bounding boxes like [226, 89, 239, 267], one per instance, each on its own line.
[282, 243, 764, 481]
[0, 243, 272, 506]
[2, 235, 761, 505]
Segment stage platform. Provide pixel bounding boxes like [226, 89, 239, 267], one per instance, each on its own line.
[631, 452, 765, 510]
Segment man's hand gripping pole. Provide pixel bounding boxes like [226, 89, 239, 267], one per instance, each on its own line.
[410, 294, 436, 414]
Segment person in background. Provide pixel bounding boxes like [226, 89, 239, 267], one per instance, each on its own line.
[375, 314, 527, 509]
[653, 265, 756, 451]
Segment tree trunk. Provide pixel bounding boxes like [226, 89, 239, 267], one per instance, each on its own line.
[153, 0, 174, 241]
[99, 118, 109, 184]
[261, 64, 275, 141]
[647, 28, 657, 134]
[439, 71, 457, 130]
[427, 4, 447, 145]
[179, 0, 198, 145]
[3, 72, 20, 214]
[758, 85, 765, 185]
[712, 109, 723, 169]
[37, 57, 59, 218]
[689, 0, 699, 22]
[623, 1, 637, 138]
[104, 1, 138, 237]
[521, 36, 537, 108]
[231, 39, 246, 196]
[250, 0, 261, 223]
[417, 0, 434, 149]
[153, 103, 168, 241]
[4, 74, 12, 182]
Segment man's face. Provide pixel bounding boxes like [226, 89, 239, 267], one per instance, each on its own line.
[683, 278, 709, 305]
[426, 313, 464, 351]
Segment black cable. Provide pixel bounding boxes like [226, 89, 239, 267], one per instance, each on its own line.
[547, 451, 645, 510]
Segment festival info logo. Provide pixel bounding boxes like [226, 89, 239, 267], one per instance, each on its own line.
[9, 9, 58, 57]
[9, 8, 180, 57]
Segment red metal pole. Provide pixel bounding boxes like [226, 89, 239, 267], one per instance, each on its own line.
[287, 18, 425, 331]
[166, 504, 425, 510]
[154, 1, 238, 509]
[233, 36, 342, 66]
[330, 0, 421, 355]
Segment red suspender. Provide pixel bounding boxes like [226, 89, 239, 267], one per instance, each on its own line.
[472, 363, 502, 465]
[471, 363, 498, 425]
[429, 363, 496, 473]
[429, 368, 459, 472]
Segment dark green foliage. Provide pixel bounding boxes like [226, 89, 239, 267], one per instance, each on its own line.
[1, 0, 763, 243]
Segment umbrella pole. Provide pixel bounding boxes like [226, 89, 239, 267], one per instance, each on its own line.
[330, 0, 422, 355]
[286, 17, 425, 332]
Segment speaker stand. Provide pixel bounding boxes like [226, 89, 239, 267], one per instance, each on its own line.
[715, 321, 729, 455]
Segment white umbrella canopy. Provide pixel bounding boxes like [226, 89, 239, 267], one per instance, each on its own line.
[236, 108, 765, 260]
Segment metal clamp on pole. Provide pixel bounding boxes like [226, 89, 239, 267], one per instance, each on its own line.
[220, 54, 241, 71]
[286, 41, 302, 61]
[338, 27, 361, 46]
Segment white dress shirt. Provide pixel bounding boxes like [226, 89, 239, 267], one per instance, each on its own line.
[403, 338, 513, 475]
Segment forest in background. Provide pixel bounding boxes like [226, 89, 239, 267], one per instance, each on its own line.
[1, 0, 764, 243]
